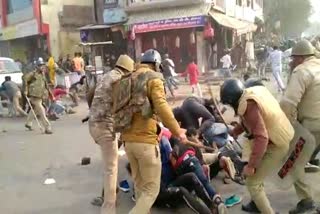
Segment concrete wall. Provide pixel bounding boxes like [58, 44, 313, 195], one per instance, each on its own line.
[58, 31, 82, 57]
[41, 0, 63, 58]
[41, 0, 93, 59]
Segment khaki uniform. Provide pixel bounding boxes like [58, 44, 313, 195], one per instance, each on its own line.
[23, 71, 51, 131]
[115, 64, 181, 214]
[281, 56, 320, 161]
[238, 86, 294, 214]
[88, 68, 124, 214]
[243, 122, 315, 200]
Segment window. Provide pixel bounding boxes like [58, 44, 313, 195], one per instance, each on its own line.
[7, 0, 13, 14]
[7, 0, 33, 14]
[0, 60, 21, 73]
[236, 0, 242, 6]
[105, 0, 117, 3]
[105, 0, 118, 8]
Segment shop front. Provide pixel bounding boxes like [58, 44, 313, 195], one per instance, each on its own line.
[79, 24, 127, 70]
[127, 4, 211, 73]
[130, 16, 205, 73]
[1, 19, 48, 61]
[205, 10, 257, 70]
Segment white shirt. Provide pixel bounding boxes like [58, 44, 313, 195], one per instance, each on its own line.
[220, 54, 232, 68]
[164, 58, 178, 76]
[268, 50, 282, 68]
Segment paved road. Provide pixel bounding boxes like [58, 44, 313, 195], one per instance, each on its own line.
[0, 79, 319, 214]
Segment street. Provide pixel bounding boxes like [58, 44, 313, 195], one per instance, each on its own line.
[0, 80, 320, 214]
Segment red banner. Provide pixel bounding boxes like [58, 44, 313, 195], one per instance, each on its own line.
[133, 16, 205, 33]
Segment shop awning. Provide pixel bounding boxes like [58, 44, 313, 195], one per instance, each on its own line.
[78, 24, 114, 30]
[127, 4, 210, 26]
[209, 11, 257, 35]
[79, 41, 113, 46]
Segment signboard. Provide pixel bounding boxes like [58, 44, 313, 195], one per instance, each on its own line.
[103, 8, 128, 24]
[133, 16, 205, 34]
[2, 19, 38, 40]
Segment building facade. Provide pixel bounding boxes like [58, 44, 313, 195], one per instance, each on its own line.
[41, 0, 94, 59]
[79, 0, 128, 69]
[0, 0, 94, 62]
[123, 0, 261, 73]
[0, 0, 45, 62]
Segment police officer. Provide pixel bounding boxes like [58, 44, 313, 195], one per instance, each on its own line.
[280, 39, 320, 213]
[112, 49, 187, 214]
[221, 79, 294, 214]
[246, 76, 317, 214]
[88, 55, 135, 214]
[23, 57, 52, 134]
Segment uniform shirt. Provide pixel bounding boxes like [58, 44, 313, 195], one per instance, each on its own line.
[233, 100, 269, 169]
[23, 71, 49, 99]
[220, 54, 232, 68]
[281, 56, 320, 131]
[121, 64, 181, 144]
[89, 69, 122, 124]
[2, 80, 20, 100]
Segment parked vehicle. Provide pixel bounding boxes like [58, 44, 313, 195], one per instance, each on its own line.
[0, 57, 23, 85]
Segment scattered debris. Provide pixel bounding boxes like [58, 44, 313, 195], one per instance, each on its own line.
[81, 157, 91, 165]
[44, 178, 56, 185]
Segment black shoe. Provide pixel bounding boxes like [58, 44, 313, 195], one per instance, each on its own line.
[25, 124, 33, 131]
[242, 201, 261, 213]
[309, 159, 320, 166]
[45, 130, 53, 135]
[91, 196, 103, 207]
[289, 199, 315, 214]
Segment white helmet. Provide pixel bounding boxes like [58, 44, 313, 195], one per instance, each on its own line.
[37, 57, 45, 66]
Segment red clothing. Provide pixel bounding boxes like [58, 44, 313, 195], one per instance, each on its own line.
[233, 100, 269, 169]
[53, 88, 67, 100]
[182, 62, 200, 85]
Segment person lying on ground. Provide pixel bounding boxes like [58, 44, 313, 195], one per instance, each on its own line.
[169, 136, 228, 213]
[155, 135, 214, 214]
[186, 128, 245, 185]
[198, 120, 231, 149]
[173, 97, 221, 129]
[47, 87, 76, 120]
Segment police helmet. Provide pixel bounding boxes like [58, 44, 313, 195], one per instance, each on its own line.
[115, 55, 135, 72]
[37, 57, 45, 66]
[244, 78, 264, 88]
[141, 49, 161, 64]
[291, 40, 315, 56]
[220, 79, 244, 110]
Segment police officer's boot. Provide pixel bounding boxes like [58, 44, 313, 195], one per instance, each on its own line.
[242, 201, 260, 213]
[289, 198, 315, 214]
[45, 129, 53, 135]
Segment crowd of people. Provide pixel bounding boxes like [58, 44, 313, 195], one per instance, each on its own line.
[85, 39, 320, 214]
[2, 38, 320, 214]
